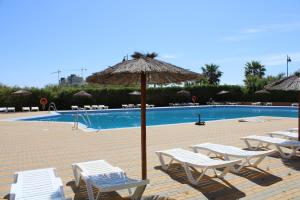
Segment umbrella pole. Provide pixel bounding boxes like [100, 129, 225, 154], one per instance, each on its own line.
[298, 91, 300, 141]
[141, 72, 147, 179]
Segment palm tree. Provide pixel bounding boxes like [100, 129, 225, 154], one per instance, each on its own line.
[201, 64, 223, 85]
[245, 61, 266, 78]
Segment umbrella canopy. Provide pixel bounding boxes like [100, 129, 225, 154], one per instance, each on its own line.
[129, 91, 141, 96]
[177, 90, 191, 96]
[87, 52, 201, 180]
[255, 89, 271, 94]
[264, 74, 300, 140]
[11, 90, 32, 96]
[217, 90, 230, 95]
[73, 91, 92, 98]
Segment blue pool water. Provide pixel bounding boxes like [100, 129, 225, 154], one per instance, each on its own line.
[21, 106, 297, 130]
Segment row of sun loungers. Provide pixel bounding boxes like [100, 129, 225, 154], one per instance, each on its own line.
[0, 107, 15, 112]
[0, 107, 39, 112]
[8, 127, 300, 198]
[122, 104, 155, 108]
[71, 105, 109, 110]
[10, 160, 149, 200]
[22, 106, 39, 112]
[169, 102, 199, 106]
[157, 127, 300, 185]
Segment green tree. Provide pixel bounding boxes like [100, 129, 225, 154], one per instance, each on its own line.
[244, 61, 266, 78]
[201, 64, 223, 85]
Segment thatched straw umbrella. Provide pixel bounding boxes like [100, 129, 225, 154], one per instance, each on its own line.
[11, 89, 32, 96]
[177, 90, 191, 96]
[217, 90, 230, 95]
[264, 74, 300, 140]
[87, 52, 201, 180]
[73, 90, 92, 98]
[129, 91, 141, 96]
[255, 89, 271, 94]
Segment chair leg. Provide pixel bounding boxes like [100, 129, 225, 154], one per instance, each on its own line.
[276, 146, 294, 159]
[130, 185, 147, 200]
[158, 154, 173, 170]
[182, 163, 207, 185]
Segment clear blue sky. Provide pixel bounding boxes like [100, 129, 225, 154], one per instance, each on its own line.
[1, 0, 300, 87]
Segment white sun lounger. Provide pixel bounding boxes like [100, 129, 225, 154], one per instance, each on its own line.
[241, 135, 300, 159]
[156, 148, 241, 185]
[71, 105, 79, 110]
[98, 105, 108, 109]
[22, 107, 30, 112]
[7, 107, 15, 112]
[122, 104, 128, 108]
[191, 143, 275, 172]
[0, 107, 7, 112]
[31, 107, 39, 112]
[287, 128, 298, 132]
[91, 105, 98, 110]
[10, 168, 65, 200]
[84, 105, 91, 110]
[269, 131, 298, 140]
[72, 160, 149, 200]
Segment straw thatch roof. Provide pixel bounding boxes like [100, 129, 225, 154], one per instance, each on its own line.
[217, 90, 230, 95]
[129, 91, 141, 95]
[264, 74, 300, 91]
[177, 90, 191, 96]
[86, 56, 201, 85]
[255, 89, 271, 94]
[73, 90, 92, 98]
[11, 90, 32, 96]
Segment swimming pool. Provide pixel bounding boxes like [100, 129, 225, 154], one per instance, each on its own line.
[20, 106, 297, 130]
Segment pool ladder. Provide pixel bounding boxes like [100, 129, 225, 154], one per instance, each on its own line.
[48, 102, 57, 111]
[73, 110, 92, 130]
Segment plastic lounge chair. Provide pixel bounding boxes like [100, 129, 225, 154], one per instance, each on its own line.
[31, 107, 39, 112]
[241, 135, 300, 159]
[71, 105, 79, 110]
[91, 105, 98, 110]
[265, 102, 272, 106]
[0, 107, 7, 112]
[122, 104, 128, 108]
[191, 143, 275, 172]
[22, 107, 30, 112]
[291, 103, 299, 107]
[72, 160, 149, 200]
[7, 107, 15, 112]
[10, 168, 65, 200]
[155, 148, 241, 185]
[287, 128, 298, 132]
[269, 131, 298, 140]
[98, 105, 108, 109]
[84, 105, 91, 110]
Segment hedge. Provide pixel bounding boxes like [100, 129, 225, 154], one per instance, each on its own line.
[0, 84, 297, 111]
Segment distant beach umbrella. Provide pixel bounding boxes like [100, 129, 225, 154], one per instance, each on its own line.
[177, 90, 191, 96]
[255, 89, 271, 94]
[86, 52, 201, 180]
[11, 90, 32, 96]
[73, 91, 92, 98]
[129, 90, 141, 96]
[217, 90, 230, 95]
[264, 74, 300, 140]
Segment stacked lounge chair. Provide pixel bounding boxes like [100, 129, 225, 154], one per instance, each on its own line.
[84, 105, 91, 110]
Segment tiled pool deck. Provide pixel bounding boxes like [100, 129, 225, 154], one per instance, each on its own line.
[0, 112, 300, 199]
